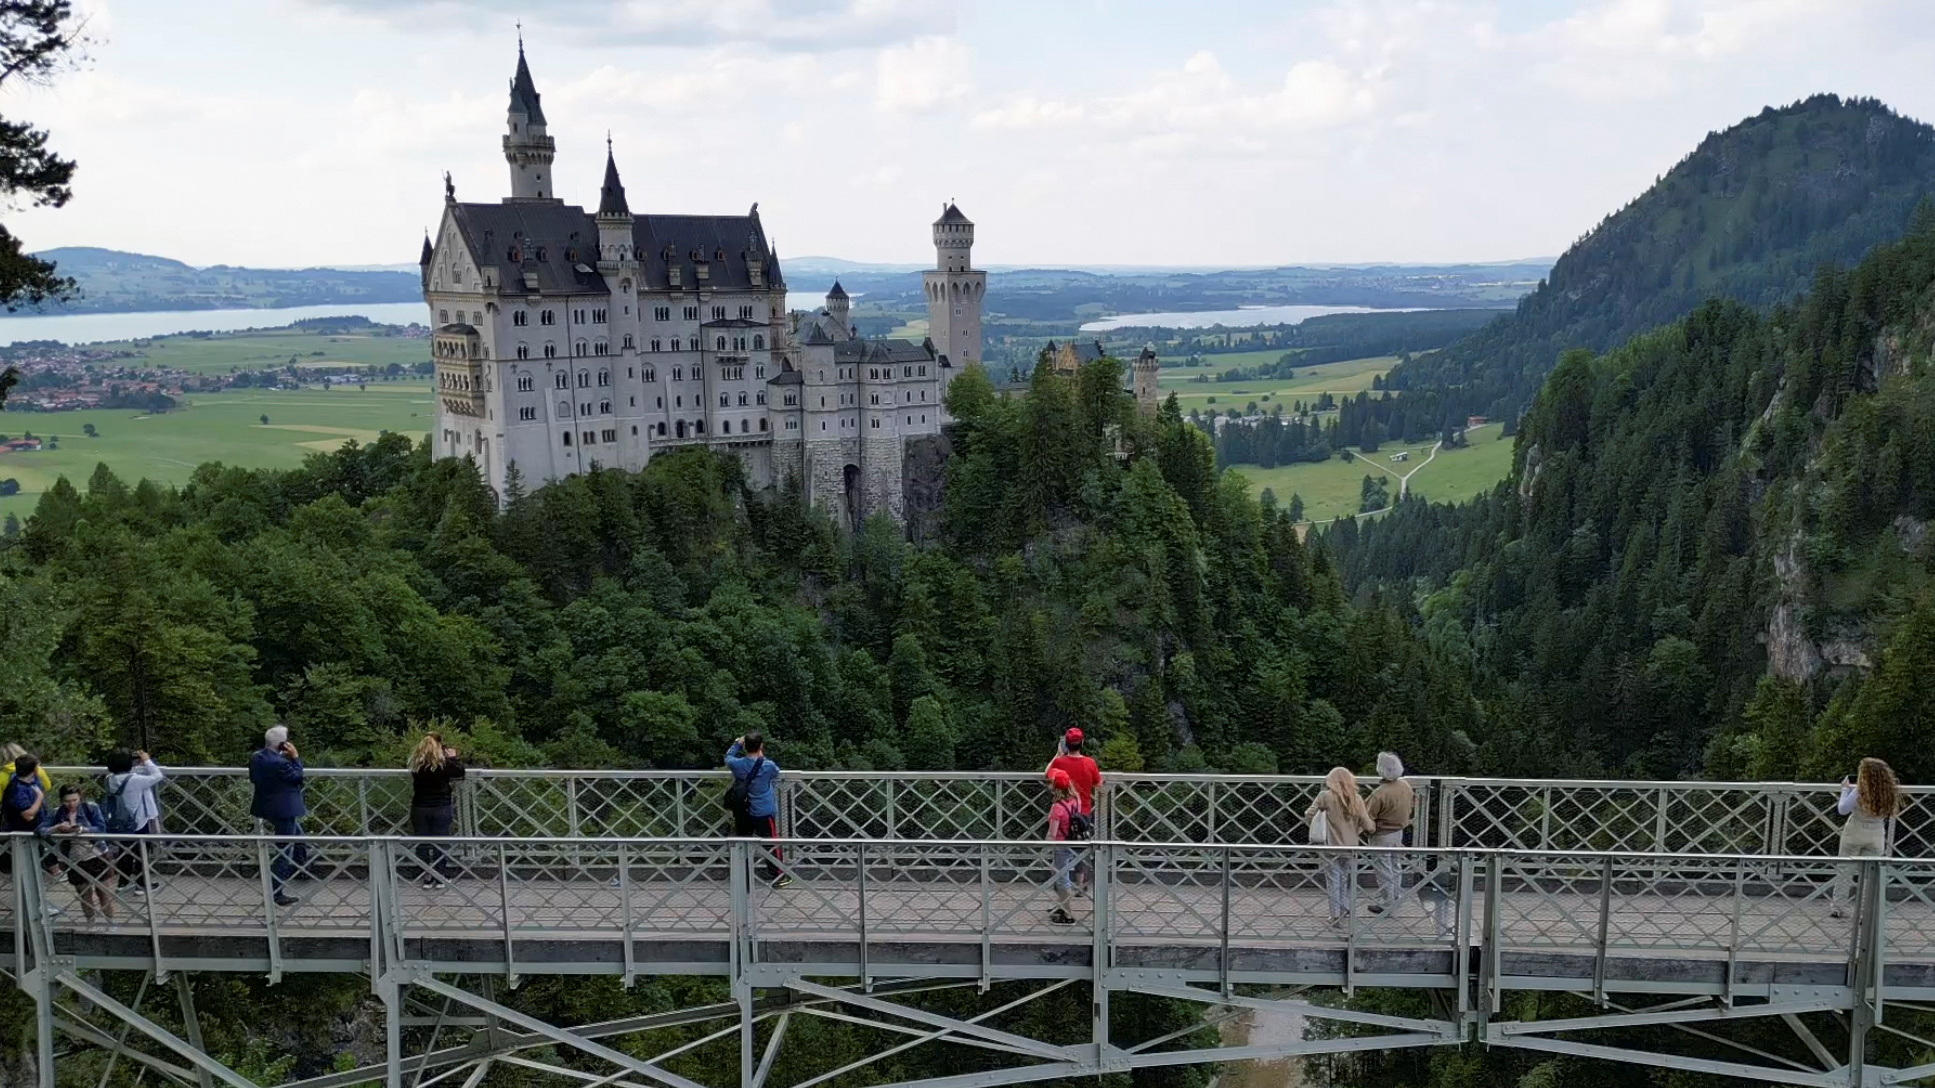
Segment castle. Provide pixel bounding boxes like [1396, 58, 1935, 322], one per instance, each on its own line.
[420, 42, 987, 526]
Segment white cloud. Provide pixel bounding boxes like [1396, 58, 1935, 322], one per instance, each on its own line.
[874, 35, 972, 112]
[300, 0, 946, 52]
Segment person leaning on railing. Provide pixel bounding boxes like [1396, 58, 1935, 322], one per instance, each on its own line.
[1364, 752, 1415, 914]
[102, 749, 166, 896]
[408, 733, 466, 889]
[1831, 757, 1902, 918]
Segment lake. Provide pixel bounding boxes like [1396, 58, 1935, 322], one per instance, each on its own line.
[0, 302, 433, 346]
[1080, 304, 1418, 333]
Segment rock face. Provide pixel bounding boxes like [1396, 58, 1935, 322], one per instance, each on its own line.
[901, 430, 952, 544]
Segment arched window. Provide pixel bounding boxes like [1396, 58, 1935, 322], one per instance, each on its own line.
[759, 418, 768, 432]
[716, 336, 727, 351]
[676, 420, 686, 438]
[513, 311, 527, 326]
[753, 334, 764, 349]
[517, 344, 529, 360]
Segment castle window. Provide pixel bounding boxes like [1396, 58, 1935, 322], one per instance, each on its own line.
[656, 396, 662, 407]
[562, 432, 572, 447]
[583, 431, 595, 445]
[514, 311, 528, 327]
[516, 374, 534, 392]
[739, 305, 753, 319]
[438, 309, 448, 323]
[541, 310, 555, 326]
[719, 393, 729, 407]
[821, 422, 827, 431]
[599, 400, 611, 414]
[650, 338, 662, 352]
[711, 306, 725, 320]
[573, 309, 585, 323]
[785, 393, 797, 406]
[578, 371, 589, 388]
[759, 418, 768, 432]
[602, 429, 616, 443]
[672, 367, 683, 381]
[676, 421, 687, 438]
[517, 344, 530, 360]
[676, 395, 682, 407]
[683, 306, 699, 321]
[544, 343, 557, 358]
[623, 334, 634, 349]
[644, 368, 656, 382]
[787, 420, 797, 430]
[696, 420, 705, 434]
[598, 370, 609, 387]
[716, 337, 726, 351]
[871, 418, 879, 428]
[632, 425, 638, 436]
[581, 402, 591, 415]
[737, 392, 748, 406]
[575, 340, 588, 356]
[755, 364, 765, 379]
[519, 406, 536, 421]
[756, 391, 765, 405]
[554, 373, 568, 389]
[870, 394, 879, 406]
[919, 365, 927, 376]
[595, 340, 608, 356]
[904, 366, 912, 378]
[654, 306, 670, 322]
[753, 336, 764, 350]
[670, 338, 681, 351]
[658, 422, 667, 436]
[593, 308, 607, 323]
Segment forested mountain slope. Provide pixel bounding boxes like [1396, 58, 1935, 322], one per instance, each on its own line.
[1329, 207, 1935, 783]
[1385, 95, 1935, 423]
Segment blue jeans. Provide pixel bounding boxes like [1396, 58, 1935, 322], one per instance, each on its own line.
[266, 817, 306, 894]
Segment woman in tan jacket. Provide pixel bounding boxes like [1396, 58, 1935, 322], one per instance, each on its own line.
[1305, 766, 1375, 924]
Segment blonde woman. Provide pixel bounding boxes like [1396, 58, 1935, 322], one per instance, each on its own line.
[1305, 767, 1375, 925]
[407, 734, 466, 888]
[1831, 757, 1900, 918]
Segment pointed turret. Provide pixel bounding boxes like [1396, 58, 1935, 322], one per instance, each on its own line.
[502, 39, 557, 200]
[419, 232, 433, 267]
[827, 280, 847, 300]
[825, 280, 851, 334]
[598, 140, 630, 217]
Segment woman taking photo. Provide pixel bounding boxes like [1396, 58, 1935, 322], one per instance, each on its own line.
[42, 784, 116, 924]
[408, 734, 466, 888]
[1831, 757, 1900, 918]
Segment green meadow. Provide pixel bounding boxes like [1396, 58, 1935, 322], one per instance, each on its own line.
[0, 385, 433, 521]
[102, 328, 430, 375]
[1223, 422, 1516, 524]
[1157, 354, 1396, 414]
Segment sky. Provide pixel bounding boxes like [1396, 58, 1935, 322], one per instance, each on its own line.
[8, 0, 1935, 269]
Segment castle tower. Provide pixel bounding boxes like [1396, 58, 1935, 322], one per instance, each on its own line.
[595, 139, 633, 260]
[825, 281, 851, 336]
[502, 41, 556, 200]
[922, 202, 986, 404]
[1134, 345, 1161, 414]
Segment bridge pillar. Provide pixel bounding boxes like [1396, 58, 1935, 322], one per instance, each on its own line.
[14, 837, 57, 1088]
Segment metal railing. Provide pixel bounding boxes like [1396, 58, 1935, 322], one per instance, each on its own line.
[37, 766, 1935, 857]
[8, 833, 1934, 990]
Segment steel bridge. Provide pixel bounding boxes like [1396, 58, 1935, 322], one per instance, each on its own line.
[7, 770, 1935, 1088]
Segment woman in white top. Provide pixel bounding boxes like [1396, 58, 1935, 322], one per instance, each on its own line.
[1831, 757, 1899, 918]
[103, 749, 166, 893]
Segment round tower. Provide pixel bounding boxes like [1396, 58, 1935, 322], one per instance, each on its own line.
[1134, 345, 1161, 415]
[932, 202, 974, 273]
[503, 40, 557, 200]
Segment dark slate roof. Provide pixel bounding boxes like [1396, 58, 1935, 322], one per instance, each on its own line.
[701, 317, 764, 329]
[1074, 340, 1106, 363]
[447, 201, 782, 295]
[769, 369, 803, 385]
[437, 322, 478, 335]
[509, 45, 545, 124]
[801, 323, 835, 345]
[935, 203, 971, 226]
[833, 338, 935, 364]
[419, 234, 433, 266]
[826, 280, 847, 299]
[598, 147, 629, 217]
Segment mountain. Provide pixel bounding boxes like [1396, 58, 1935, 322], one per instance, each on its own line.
[1386, 95, 1935, 421]
[24, 247, 421, 314]
[1329, 206, 1935, 782]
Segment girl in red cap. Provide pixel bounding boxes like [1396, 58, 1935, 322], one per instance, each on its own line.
[1045, 728, 1102, 897]
[1045, 769, 1084, 926]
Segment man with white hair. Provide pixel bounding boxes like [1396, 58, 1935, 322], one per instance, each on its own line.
[249, 725, 308, 907]
[1364, 751, 1416, 913]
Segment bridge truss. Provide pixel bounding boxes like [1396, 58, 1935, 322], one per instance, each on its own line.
[8, 769, 1935, 1087]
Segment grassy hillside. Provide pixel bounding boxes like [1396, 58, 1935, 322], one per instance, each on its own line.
[27, 247, 421, 314]
[1388, 95, 1935, 420]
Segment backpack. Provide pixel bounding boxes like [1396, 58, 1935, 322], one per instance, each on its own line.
[1308, 806, 1331, 845]
[722, 757, 765, 817]
[2, 776, 37, 832]
[1057, 800, 1093, 842]
[100, 775, 140, 834]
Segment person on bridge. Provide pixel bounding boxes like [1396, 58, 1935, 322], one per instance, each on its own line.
[725, 733, 790, 888]
[41, 784, 116, 924]
[1046, 770, 1090, 927]
[101, 749, 166, 895]
[1364, 752, 1415, 913]
[1305, 767, 1374, 925]
[1046, 728, 1102, 894]
[1, 754, 48, 880]
[408, 733, 466, 888]
[1831, 757, 1901, 918]
[2, 743, 51, 795]
[250, 726, 308, 908]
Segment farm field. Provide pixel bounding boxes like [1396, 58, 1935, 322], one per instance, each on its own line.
[1223, 422, 1516, 524]
[98, 328, 430, 374]
[0, 385, 432, 520]
[1158, 355, 1396, 413]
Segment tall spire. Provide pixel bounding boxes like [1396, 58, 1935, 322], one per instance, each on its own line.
[419, 231, 433, 266]
[599, 135, 630, 217]
[508, 38, 545, 125]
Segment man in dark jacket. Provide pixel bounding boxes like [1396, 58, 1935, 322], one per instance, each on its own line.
[249, 725, 307, 906]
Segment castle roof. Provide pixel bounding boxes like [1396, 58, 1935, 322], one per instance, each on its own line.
[419, 234, 433, 266]
[826, 280, 847, 299]
[768, 369, 803, 385]
[509, 44, 546, 124]
[833, 338, 935, 364]
[446, 201, 782, 296]
[934, 202, 971, 226]
[597, 145, 630, 217]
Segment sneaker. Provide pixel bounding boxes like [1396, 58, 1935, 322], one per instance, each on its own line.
[1830, 908, 1849, 920]
[421, 876, 447, 889]
[1365, 902, 1386, 915]
[771, 875, 794, 889]
[274, 893, 300, 907]
[1049, 908, 1077, 926]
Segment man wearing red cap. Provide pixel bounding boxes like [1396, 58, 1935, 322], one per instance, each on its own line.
[1046, 728, 1103, 817]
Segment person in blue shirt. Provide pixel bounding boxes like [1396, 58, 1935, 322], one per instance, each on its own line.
[41, 784, 116, 923]
[249, 725, 308, 907]
[725, 733, 790, 888]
